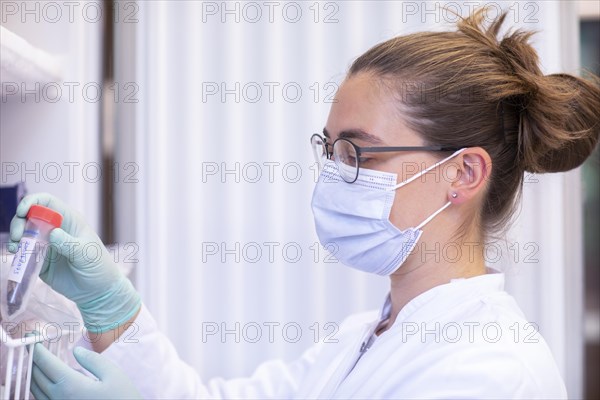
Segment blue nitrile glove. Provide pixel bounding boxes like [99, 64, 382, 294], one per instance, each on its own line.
[8, 193, 141, 333]
[31, 343, 142, 400]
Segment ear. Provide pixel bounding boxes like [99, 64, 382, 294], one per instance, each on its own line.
[448, 147, 492, 205]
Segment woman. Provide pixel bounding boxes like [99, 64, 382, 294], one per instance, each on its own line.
[9, 9, 598, 399]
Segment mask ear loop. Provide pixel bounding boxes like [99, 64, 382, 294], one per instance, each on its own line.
[387, 148, 466, 191]
[390, 147, 466, 230]
[416, 201, 451, 230]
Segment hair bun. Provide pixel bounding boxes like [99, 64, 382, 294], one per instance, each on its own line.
[518, 73, 599, 173]
[494, 30, 600, 173]
[499, 33, 542, 94]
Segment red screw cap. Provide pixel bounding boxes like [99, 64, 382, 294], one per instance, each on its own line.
[27, 205, 63, 228]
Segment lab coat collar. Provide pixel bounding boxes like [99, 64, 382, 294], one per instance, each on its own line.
[383, 270, 505, 334]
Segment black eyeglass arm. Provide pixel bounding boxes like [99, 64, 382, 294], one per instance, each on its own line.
[356, 146, 461, 153]
[311, 134, 462, 154]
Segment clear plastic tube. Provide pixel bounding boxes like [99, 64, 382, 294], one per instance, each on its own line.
[1, 205, 62, 322]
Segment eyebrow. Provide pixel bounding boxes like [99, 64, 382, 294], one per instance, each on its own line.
[322, 128, 384, 144]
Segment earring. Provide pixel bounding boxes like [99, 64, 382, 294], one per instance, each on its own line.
[451, 192, 458, 198]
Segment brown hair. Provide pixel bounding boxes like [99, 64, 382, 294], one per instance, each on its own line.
[348, 8, 600, 237]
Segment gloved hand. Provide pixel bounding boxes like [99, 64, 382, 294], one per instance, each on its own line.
[31, 343, 142, 400]
[8, 193, 141, 333]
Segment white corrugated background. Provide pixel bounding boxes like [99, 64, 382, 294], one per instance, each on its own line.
[113, 1, 584, 397]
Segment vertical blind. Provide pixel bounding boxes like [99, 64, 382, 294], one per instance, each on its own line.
[115, 1, 583, 396]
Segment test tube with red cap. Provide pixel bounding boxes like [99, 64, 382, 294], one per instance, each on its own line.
[1, 205, 63, 321]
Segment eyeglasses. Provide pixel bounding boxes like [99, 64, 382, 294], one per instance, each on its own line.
[310, 133, 462, 183]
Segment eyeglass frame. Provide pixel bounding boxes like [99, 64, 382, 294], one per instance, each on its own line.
[310, 133, 463, 183]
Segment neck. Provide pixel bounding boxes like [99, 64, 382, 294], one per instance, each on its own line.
[383, 232, 487, 333]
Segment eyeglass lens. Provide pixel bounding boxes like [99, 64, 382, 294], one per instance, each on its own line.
[310, 135, 326, 168]
[332, 139, 359, 182]
[311, 135, 360, 183]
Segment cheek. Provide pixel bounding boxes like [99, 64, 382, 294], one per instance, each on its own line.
[368, 157, 428, 179]
[360, 157, 397, 174]
[388, 185, 426, 229]
[388, 178, 447, 229]
[395, 159, 428, 183]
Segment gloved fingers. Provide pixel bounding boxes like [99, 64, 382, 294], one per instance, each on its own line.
[30, 377, 51, 400]
[16, 193, 68, 219]
[31, 364, 54, 399]
[7, 240, 19, 253]
[72, 346, 114, 381]
[10, 193, 68, 253]
[32, 342, 76, 384]
[48, 228, 79, 257]
[8, 213, 26, 251]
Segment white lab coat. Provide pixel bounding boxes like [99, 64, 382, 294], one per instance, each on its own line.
[97, 272, 567, 399]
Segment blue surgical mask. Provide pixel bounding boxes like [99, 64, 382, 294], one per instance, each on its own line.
[311, 148, 465, 276]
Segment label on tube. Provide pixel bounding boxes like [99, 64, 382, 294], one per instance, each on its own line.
[8, 237, 37, 283]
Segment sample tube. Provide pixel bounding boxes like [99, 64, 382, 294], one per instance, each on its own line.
[1, 205, 63, 321]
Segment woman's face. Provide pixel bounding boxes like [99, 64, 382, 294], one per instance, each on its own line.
[323, 73, 456, 231]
